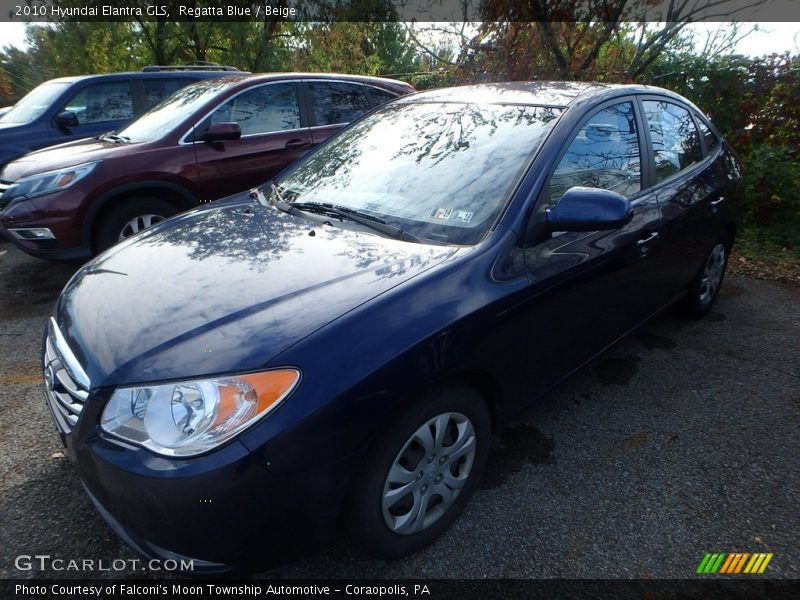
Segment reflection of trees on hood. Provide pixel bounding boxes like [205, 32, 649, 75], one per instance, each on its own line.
[143, 203, 295, 272]
[138, 201, 453, 282]
[333, 239, 451, 280]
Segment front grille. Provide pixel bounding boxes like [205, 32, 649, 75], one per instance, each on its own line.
[43, 328, 89, 434]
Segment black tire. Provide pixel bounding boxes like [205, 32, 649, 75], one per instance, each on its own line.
[93, 197, 179, 253]
[678, 233, 731, 318]
[346, 385, 491, 559]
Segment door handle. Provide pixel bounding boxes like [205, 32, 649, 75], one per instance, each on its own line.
[710, 196, 725, 206]
[285, 139, 311, 149]
[637, 232, 660, 246]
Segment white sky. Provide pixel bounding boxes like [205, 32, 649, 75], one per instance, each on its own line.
[688, 22, 799, 55]
[0, 21, 797, 57]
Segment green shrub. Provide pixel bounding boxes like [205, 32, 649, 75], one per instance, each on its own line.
[740, 145, 800, 231]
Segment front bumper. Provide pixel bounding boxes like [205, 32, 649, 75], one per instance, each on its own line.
[42, 326, 346, 570]
[0, 187, 92, 259]
[46, 387, 348, 569]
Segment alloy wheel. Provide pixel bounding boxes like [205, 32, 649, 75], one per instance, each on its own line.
[381, 412, 477, 535]
[698, 243, 726, 306]
[118, 214, 166, 241]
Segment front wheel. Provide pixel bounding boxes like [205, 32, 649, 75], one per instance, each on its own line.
[679, 235, 730, 318]
[93, 197, 179, 254]
[347, 385, 490, 559]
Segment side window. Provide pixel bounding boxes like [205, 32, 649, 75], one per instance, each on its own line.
[695, 115, 719, 154]
[207, 83, 300, 136]
[550, 101, 641, 204]
[64, 82, 134, 124]
[642, 100, 702, 182]
[142, 79, 186, 111]
[366, 87, 398, 107]
[309, 82, 370, 125]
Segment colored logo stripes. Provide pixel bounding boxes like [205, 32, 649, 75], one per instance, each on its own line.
[696, 552, 773, 574]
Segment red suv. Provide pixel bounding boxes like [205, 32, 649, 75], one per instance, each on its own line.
[0, 73, 414, 259]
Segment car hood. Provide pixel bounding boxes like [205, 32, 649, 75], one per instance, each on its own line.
[1, 137, 131, 181]
[56, 196, 459, 388]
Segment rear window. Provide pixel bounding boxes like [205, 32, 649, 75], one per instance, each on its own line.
[367, 87, 398, 107]
[642, 100, 703, 183]
[696, 116, 719, 154]
[309, 81, 371, 126]
[142, 79, 187, 111]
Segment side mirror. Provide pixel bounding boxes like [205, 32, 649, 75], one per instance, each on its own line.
[54, 111, 79, 130]
[204, 122, 241, 142]
[546, 186, 633, 232]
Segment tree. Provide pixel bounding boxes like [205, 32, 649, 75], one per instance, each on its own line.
[290, 22, 420, 76]
[473, 0, 759, 81]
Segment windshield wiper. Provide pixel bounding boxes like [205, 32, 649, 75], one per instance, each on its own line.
[98, 132, 130, 143]
[291, 201, 423, 243]
[293, 202, 385, 224]
[259, 183, 421, 243]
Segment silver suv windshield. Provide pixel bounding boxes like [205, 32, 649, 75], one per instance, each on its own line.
[117, 79, 232, 143]
[270, 101, 562, 245]
[0, 81, 69, 125]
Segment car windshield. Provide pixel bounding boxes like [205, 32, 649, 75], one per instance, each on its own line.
[117, 79, 232, 142]
[0, 81, 70, 125]
[269, 101, 562, 245]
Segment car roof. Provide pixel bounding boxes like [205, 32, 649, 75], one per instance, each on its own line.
[45, 71, 241, 85]
[400, 81, 671, 108]
[210, 72, 413, 92]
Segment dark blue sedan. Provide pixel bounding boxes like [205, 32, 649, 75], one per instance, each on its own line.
[43, 82, 740, 570]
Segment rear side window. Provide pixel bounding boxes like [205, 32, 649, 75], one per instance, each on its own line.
[142, 79, 186, 111]
[550, 101, 641, 204]
[696, 116, 719, 153]
[65, 82, 134, 124]
[207, 83, 301, 136]
[309, 82, 370, 125]
[643, 100, 702, 182]
[366, 87, 398, 107]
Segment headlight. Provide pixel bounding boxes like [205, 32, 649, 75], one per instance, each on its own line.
[101, 369, 300, 457]
[3, 161, 98, 202]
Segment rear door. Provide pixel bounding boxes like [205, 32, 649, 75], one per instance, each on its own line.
[192, 81, 312, 199]
[640, 98, 728, 303]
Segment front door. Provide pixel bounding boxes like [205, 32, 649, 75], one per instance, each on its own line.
[57, 80, 135, 141]
[521, 99, 663, 398]
[192, 82, 312, 200]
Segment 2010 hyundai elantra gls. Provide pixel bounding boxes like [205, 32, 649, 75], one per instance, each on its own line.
[43, 82, 740, 570]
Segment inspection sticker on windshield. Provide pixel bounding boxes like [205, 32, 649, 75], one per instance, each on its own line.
[434, 208, 453, 220]
[456, 210, 474, 223]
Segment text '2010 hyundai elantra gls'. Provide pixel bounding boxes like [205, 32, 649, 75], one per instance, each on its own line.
[44, 82, 740, 570]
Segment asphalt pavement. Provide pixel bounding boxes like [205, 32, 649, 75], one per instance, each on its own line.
[0, 238, 797, 579]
